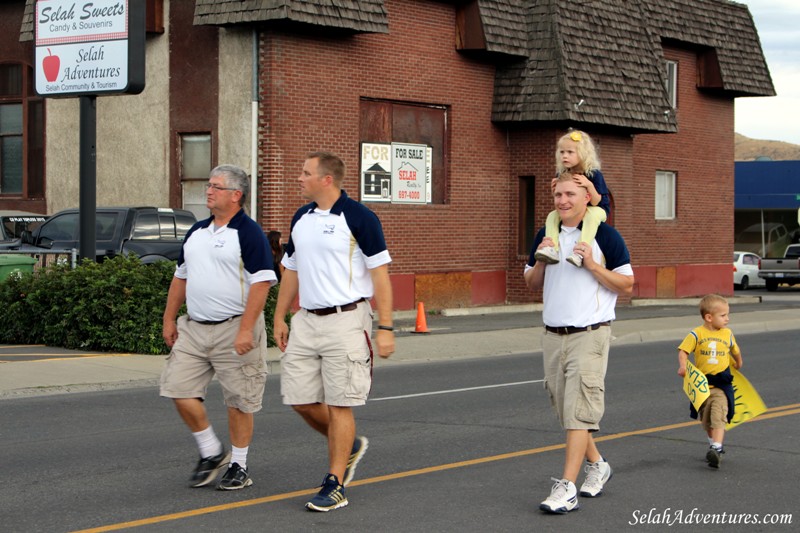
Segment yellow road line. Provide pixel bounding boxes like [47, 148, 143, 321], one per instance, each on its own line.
[72, 402, 800, 533]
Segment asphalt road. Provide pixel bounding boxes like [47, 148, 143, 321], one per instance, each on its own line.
[0, 331, 797, 532]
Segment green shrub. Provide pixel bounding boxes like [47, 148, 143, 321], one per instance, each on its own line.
[0, 255, 287, 354]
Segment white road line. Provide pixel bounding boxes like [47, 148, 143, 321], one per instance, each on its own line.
[369, 380, 542, 402]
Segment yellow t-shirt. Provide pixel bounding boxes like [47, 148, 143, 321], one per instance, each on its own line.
[678, 326, 740, 376]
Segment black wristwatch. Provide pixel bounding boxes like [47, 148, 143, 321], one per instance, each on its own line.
[377, 325, 394, 331]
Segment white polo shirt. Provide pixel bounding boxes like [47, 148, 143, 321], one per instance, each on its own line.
[526, 222, 633, 327]
[282, 190, 391, 310]
[176, 209, 277, 322]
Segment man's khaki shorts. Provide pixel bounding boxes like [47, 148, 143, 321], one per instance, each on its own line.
[159, 314, 268, 413]
[280, 301, 373, 407]
[541, 325, 611, 431]
[698, 387, 728, 432]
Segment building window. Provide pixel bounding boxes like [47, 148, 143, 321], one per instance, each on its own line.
[655, 170, 676, 220]
[665, 60, 677, 108]
[518, 175, 537, 255]
[179, 133, 212, 220]
[359, 99, 447, 204]
[0, 63, 44, 198]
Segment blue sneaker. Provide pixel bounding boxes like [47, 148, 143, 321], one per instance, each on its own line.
[306, 474, 348, 512]
[343, 436, 369, 486]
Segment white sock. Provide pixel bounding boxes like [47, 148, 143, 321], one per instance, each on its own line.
[231, 445, 249, 469]
[192, 426, 223, 459]
[707, 437, 714, 446]
[711, 441, 722, 450]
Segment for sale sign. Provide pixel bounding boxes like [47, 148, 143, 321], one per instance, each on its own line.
[34, 0, 145, 96]
[391, 143, 427, 204]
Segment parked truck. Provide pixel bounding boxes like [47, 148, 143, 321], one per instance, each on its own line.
[11, 207, 197, 263]
[758, 243, 800, 291]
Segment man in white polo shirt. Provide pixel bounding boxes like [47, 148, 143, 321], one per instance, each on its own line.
[274, 151, 394, 512]
[161, 164, 276, 491]
[525, 173, 634, 514]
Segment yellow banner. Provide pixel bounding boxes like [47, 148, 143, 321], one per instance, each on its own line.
[683, 360, 710, 411]
[727, 366, 768, 430]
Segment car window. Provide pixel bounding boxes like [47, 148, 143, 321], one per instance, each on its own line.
[1, 216, 47, 239]
[96, 213, 118, 241]
[744, 255, 756, 265]
[133, 213, 160, 240]
[159, 215, 176, 239]
[40, 214, 78, 241]
[733, 253, 739, 262]
[176, 214, 194, 239]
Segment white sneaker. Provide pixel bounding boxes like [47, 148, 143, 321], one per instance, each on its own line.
[579, 459, 612, 497]
[539, 478, 579, 514]
[566, 252, 583, 267]
[534, 246, 560, 264]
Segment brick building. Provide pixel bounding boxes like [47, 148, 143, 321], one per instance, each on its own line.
[4, 0, 774, 309]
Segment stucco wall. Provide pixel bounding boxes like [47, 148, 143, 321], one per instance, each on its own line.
[217, 27, 253, 176]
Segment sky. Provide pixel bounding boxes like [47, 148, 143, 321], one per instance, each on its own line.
[734, 0, 800, 145]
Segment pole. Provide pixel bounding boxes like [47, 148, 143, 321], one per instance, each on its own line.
[79, 95, 97, 262]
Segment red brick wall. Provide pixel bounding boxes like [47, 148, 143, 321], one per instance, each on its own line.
[257, 6, 735, 308]
[633, 46, 734, 297]
[258, 0, 510, 309]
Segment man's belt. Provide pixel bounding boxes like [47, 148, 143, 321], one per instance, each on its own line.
[544, 321, 610, 335]
[191, 314, 241, 325]
[306, 298, 366, 316]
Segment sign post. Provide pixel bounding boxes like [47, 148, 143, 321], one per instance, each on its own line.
[34, 0, 145, 261]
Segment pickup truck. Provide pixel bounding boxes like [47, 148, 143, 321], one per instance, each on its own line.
[12, 206, 196, 263]
[758, 243, 800, 291]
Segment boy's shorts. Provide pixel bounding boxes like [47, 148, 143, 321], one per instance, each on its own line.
[541, 325, 611, 431]
[159, 314, 268, 413]
[698, 387, 728, 432]
[280, 301, 373, 407]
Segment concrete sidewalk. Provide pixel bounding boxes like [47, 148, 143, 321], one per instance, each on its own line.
[1, 300, 798, 399]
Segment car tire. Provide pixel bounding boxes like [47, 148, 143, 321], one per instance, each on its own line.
[740, 276, 749, 290]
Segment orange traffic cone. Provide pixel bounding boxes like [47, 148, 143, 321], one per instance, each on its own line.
[413, 302, 429, 333]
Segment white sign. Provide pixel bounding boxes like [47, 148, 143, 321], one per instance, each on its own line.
[391, 142, 427, 204]
[36, 1, 128, 44]
[361, 143, 392, 202]
[36, 41, 129, 95]
[34, 0, 144, 96]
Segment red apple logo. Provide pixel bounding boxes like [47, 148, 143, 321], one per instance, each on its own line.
[42, 48, 60, 82]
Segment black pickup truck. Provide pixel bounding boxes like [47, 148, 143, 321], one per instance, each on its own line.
[13, 206, 197, 263]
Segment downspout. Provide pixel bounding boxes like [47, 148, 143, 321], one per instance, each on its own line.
[250, 28, 259, 218]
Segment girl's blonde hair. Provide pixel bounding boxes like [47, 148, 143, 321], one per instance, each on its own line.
[555, 130, 601, 176]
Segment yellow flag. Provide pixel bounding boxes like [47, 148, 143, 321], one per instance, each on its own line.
[727, 366, 768, 430]
[682, 360, 710, 412]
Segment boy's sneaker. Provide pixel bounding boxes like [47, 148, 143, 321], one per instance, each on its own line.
[579, 459, 612, 497]
[566, 253, 583, 267]
[217, 462, 253, 490]
[706, 445, 722, 468]
[539, 478, 579, 514]
[306, 474, 348, 512]
[343, 436, 369, 486]
[189, 449, 231, 488]
[534, 246, 560, 264]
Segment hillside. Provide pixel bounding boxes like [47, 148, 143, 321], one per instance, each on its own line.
[735, 133, 800, 161]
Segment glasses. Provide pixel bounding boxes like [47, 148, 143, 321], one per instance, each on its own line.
[205, 183, 238, 192]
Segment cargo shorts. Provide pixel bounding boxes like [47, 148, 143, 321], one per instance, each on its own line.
[541, 325, 611, 431]
[159, 314, 268, 413]
[280, 301, 373, 407]
[698, 387, 729, 432]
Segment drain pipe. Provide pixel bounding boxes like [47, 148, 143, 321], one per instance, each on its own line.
[250, 28, 259, 218]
